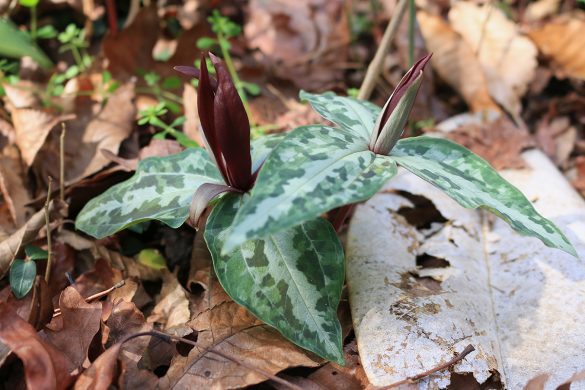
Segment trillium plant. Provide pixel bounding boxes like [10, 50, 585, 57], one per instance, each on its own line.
[76, 52, 576, 363]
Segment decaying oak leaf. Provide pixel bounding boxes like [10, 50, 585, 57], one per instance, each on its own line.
[45, 287, 102, 370]
[417, 11, 500, 113]
[448, 2, 538, 118]
[245, 0, 349, 90]
[11, 109, 72, 166]
[161, 300, 320, 389]
[0, 303, 74, 389]
[147, 271, 191, 331]
[0, 148, 30, 230]
[74, 341, 125, 390]
[445, 116, 534, 170]
[528, 13, 585, 80]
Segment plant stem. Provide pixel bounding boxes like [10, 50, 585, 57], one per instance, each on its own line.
[30, 5, 37, 40]
[408, 0, 415, 67]
[44, 178, 53, 283]
[59, 124, 65, 203]
[358, 0, 409, 100]
[217, 33, 255, 125]
[71, 45, 84, 71]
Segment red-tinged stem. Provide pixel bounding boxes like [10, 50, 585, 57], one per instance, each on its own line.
[105, 0, 118, 35]
[330, 204, 356, 232]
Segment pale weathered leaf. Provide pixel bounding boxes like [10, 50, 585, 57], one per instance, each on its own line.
[417, 11, 500, 112]
[448, 2, 538, 116]
[390, 136, 576, 256]
[205, 194, 345, 363]
[75, 148, 222, 239]
[225, 125, 397, 250]
[346, 144, 585, 388]
[528, 13, 585, 80]
[299, 91, 379, 141]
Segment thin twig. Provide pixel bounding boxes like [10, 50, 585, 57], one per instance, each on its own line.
[358, 0, 409, 100]
[52, 280, 126, 317]
[59, 123, 66, 204]
[154, 330, 304, 390]
[44, 178, 53, 283]
[385, 344, 476, 388]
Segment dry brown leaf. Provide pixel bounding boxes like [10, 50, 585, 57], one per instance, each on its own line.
[45, 287, 102, 370]
[147, 271, 191, 331]
[528, 13, 585, 80]
[33, 82, 135, 186]
[535, 116, 576, 167]
[0, 303, 74, 389]
[0, 148, 30, 230]
[102, 139, 184, 172]
[448, 3, 538, 117]
[11, 109, 72, 166]
[417, 11, 500, 113]
[74, 341, 124, 390]
[524, 0, 561, 22]
[161, 299, 320, 389]
[446, 117, 534, 170]
[524, 373, 549, 390]
[307, 340, 370, 390]
[245, 0, 349, 90]
[573, 156, 585, 195]
[2, 81, 41, 109]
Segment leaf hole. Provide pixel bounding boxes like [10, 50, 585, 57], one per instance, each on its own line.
[395, 191, 447, 229]
[416, 253, 450, 268]
[153, 365, 169, 377]
[176, 332, 198, 356]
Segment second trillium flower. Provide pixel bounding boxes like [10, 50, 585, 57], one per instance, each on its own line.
[369, 53, 432, 155]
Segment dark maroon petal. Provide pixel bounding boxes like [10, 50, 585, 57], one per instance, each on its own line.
[174, 65, 218, 90]
[189, 183, 240, 228]
[210, 53, 252, 191]
[197, 53, 229, 183]
[373, 53, 432, 140]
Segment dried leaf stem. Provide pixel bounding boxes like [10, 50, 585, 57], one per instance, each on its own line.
[385, 344, 476, 388]
[153, 330, 304, 390]
[59, 124, 66, 203]
[53, 280, 126, 317]
[44, 178, 53, 282]
[358, 0, 409, 100]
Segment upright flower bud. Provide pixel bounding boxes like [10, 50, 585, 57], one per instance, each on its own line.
[369, 54, 432, 155]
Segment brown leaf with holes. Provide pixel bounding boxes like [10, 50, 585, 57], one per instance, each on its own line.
[45, 287, 102, 370]
[74, 341, 125, 390]
[528, 13, 585, 80]
[160, 298, 320, 389]
[147, 271, 191, 331]
[446, 117, 534, 170]
[448, 2, 537, 117]
[0, 303, 74, 389]
[245, 0, 349, 90]
[417, 11, 500, 113]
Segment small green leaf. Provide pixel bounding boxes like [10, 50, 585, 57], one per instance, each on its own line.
[19, 0, 39, 6]
[144, 72, 160, 87]
[224, 125, 397, 251]
[10, 259, 36, 299]
[300, 90, 380, 141]
[242, 81, 261, 96]
[137, 249, 166, 270]
[36, 25, 58, 39]
[196, 37, 217, 50]
[391, 136, 577, 256]
[205, 194, 344, 363]
[25, 245, 48, 260]
[75, 148, 223, 239]
[162, 76, 181, 90]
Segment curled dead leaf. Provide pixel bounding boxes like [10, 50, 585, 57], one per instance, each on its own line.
[417, 11, 500, 113]
[448, 2, 538, 117]
[528, 13, 585, 80]
[0, 303, 74, 390]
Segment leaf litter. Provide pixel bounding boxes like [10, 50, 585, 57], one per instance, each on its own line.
[1, 0, 585, 389]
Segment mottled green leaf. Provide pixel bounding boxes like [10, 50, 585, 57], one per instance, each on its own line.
[10, 259, 36, 299]
[250, 133, 286, 173]
[224, 125, 397, 251]
[391, 136, 577, 256]
[300, 91, 380, 142]
[75, 148, 222, 239]
[205, 194, 344, 363]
